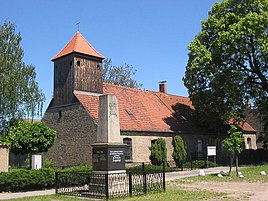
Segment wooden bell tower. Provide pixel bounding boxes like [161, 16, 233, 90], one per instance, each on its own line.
[51, 32, 105, 106]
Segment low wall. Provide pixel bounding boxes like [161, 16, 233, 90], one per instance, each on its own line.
[0, 145, 9, 172]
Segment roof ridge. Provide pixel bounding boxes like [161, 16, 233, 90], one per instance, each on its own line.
[104, 82, 189, 99]
[73, 31, 79, 52]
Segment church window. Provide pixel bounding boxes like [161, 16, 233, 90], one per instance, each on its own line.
[77, 60, 80, 66]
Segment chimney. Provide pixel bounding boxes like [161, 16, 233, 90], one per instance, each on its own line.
[159, 81, 167, 93]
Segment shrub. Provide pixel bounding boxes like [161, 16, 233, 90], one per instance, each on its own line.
[43, 159, 52, 168]
[149, 138, 167, 166]
[61, 165, 92, 172]
[0, 168, 55, 192]
[172, 135, 187, 168]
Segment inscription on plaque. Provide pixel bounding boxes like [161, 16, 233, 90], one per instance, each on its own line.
[110, 150, 124, 163]
[93, 149, 107, 163]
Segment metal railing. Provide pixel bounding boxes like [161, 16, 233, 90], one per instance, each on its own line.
[55, 168, 165, 199]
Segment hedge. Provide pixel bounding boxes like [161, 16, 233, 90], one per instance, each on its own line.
[0, 165, 93, 192]
[0, 168, 55, 192]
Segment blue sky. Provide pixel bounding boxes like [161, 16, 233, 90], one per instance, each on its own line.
[1, 0, 220, 117]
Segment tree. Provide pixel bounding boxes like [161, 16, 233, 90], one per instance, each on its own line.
[8, 121, 56, 156]
[149, 138, 167, 166]
[0, 21, 45, 136]
[222, 125, 244, 176]
[102, 58, 142, 88]
[183, 0, 268, 137]
[172, 135, 187, 169]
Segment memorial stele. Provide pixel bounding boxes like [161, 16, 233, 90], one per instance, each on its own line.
[92, 94, 126, 173]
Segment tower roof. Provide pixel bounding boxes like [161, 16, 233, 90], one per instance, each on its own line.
[51, 32, 105, 61]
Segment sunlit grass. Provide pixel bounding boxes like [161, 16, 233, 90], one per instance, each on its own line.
[177, 163, 268, 183]
[3, 194, 82, 201]
[5, 189, 229, 201]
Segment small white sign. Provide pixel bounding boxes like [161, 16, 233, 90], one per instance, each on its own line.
[207, 146, 216, 156]
[32, 155, 42, 169]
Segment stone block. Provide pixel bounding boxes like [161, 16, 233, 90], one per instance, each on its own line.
[0, 145, 9, 172]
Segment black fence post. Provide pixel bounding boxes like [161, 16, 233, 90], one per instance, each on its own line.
[55, 172, 59, 194]
[142, 162, 145, 171]
[129, 172, 132, 197]
[163, 163, 166, 192]
[143, 171, 147, 194]
[105, 174, 109, 200]
[190, 153, 193, 170]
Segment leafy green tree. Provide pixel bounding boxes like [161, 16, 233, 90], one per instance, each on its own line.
[8, 121, 56, 159]
[222, 125, 244, 176]
[172, 135, 187, 169]
[183, 0, 268, 138]
[149, 138, 167, 166]
[0, 21, 45, 136]
[102, 58, 142, 88]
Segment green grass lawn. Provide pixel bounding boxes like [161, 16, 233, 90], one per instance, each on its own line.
[4, 195, 83, 201]
[5, 189, 228, 201]
[5, 164, 268, 201]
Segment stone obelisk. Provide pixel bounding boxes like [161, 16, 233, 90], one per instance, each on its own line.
[92, 94, 125, 173]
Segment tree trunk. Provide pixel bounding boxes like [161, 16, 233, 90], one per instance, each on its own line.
[235, 154, 239, 177]
[228, 154, 234, 176]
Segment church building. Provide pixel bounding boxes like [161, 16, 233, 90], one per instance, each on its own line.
[42, 32, 257, 167]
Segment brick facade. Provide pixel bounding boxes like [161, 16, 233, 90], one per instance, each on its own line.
[42, 103, 97, 166]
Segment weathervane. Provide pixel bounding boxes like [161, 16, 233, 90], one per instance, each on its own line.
[76, 22, 80, 32]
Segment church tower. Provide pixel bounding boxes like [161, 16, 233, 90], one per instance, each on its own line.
[51, 32, 104, 106]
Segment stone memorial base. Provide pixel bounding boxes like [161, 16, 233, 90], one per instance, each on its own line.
[91, 143, 127, 196]
[92, 143, 126, 174]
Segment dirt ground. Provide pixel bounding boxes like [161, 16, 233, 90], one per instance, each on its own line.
[170, 181, 268, 201]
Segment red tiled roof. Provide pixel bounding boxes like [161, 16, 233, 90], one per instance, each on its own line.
[52, 32, 104, 61]
[75, 83, 202, 133]
[74, 83, 256, 133]
[228, 118, 255, 132]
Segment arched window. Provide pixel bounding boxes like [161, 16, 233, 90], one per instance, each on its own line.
[123, 138, 132, 162]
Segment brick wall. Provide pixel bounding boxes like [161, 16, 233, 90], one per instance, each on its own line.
[120, 132, 174, 163]
[42, 103, 97, 167]
[121, 132, 228, 165]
